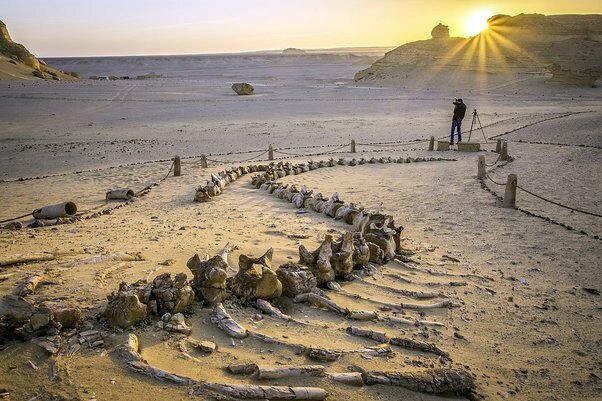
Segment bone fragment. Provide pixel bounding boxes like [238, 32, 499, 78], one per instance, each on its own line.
[400, 299, 452, 309]
[363, 368, 474, 394]
[0, 253, 55, 267]
[294, 293, 348, 315]
[347, 326, 388, 343]
[389, 337, 450, 359]
[201, 382, 329, 400]
[327, 372, 364, 386]
[227, 363, 258, 375]
[18, 274, 45, 296]
[248, 331, 306, 354]
[256, 299, 295, 323]
[65, 252, 143, 267]
[257, 365, 325, 380]
[211, 303, 248, 338]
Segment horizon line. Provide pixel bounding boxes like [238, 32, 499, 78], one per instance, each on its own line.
[38, 45, 402, 59]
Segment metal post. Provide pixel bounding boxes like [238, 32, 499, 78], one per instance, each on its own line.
[351, 139, 356, 153]
[174, 156, 181, 176]
[268, 145, 274, 161]
[429, 136, 435, 151]
[495, 139, 502, 153]
[500, 141, 508, 161]
[477, 156, 486, 179]
[502, 174, 517, 208]
[200, 154, 208, 168]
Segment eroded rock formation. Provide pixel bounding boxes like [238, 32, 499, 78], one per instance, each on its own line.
[0, 20, 78, 80]
[355, 14, 602, 87]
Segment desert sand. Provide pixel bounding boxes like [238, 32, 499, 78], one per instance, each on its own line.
[0, 44, 601, 401]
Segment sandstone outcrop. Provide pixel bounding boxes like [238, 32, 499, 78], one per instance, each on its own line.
[0, 20, 39, 69]
[355, 14, 602, 87]
[0, 20, 78, 81]
[431, 24, 450, 40]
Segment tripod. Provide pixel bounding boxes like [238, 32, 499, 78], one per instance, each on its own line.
[468, 109, 487, 143]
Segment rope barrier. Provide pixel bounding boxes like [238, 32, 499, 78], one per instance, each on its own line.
[484, 173, 506, 186]
[356, 139, 430, 148]
[485, 153, 501, 167]
[0, 212, 34, 225]
[205, 150, 269, 165]
[516, 185, 602, 218]
[0, 159, 177, 225]
[134, 160, 175, 197]
[512, 139, 602, 150]
[273, 144, 349, 157]
[488, 111, 587, 140]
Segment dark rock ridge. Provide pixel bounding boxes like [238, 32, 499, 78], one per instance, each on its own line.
[282, 48, 307, 55]
[355, 14, 602, 87]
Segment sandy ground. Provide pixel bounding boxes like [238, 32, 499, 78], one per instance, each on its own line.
[0, 54, 601, 401]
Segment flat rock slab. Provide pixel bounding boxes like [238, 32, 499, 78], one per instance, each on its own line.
[437, 141, 450, 151]
[457, 142, 481, 152]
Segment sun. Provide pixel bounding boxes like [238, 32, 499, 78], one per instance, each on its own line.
[465, 10, 493, 36]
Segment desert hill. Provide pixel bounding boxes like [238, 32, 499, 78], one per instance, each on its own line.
[355, 13, 602, 87]
[0, 20, 78, 81]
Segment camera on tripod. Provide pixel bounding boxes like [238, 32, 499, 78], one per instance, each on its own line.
[469, 109, 487, 143]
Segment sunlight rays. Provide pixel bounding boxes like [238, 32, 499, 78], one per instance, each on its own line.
[416, 18, 544, 91]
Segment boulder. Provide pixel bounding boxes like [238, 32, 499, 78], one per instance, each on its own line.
[232, 82, 254, 95]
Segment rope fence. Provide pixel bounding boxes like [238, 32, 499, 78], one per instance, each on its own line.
[5, 134, 599, 236]
[477, 144, 601, 239]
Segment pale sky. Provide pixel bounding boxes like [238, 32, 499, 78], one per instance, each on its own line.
[1, 0, 601, 57]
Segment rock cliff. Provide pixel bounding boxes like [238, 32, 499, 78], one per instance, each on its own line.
[0, 20, 77, 81]
[355, 14, 602, 87]
[0, 20, 40, 69]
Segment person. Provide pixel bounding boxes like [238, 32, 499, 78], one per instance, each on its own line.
[450, 98, 467, 145]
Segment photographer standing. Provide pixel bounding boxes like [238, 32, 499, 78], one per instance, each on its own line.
[450, 98, 467, 145]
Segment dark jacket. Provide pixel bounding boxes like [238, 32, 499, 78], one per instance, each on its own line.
[453, 102, 467, 120]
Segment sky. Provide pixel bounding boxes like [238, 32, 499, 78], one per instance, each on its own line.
[1, 0, 601, 57]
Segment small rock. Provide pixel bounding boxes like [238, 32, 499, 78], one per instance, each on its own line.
[198, 340, 217, 353]
[2, 221, 22, 230]
[232, 82, 254, 95]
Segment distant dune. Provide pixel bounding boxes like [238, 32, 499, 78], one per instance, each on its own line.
[0, 20, 78, 81]
[355, 13, 602, 87]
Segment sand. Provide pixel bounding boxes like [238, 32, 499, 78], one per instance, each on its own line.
[0, 53, 601, 401]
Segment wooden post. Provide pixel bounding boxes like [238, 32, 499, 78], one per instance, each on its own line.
[477, 156, 486, 179]
[268, 145, 274, 161]
[495, 139, 502, 153]
[428, 136, 435, 151]
[351, 139, 356, 153]
[200, 154, 208, 168]
[500, 141, 508, 161]
[174, 156, 181, 176]
[502, 174, 517, 208]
